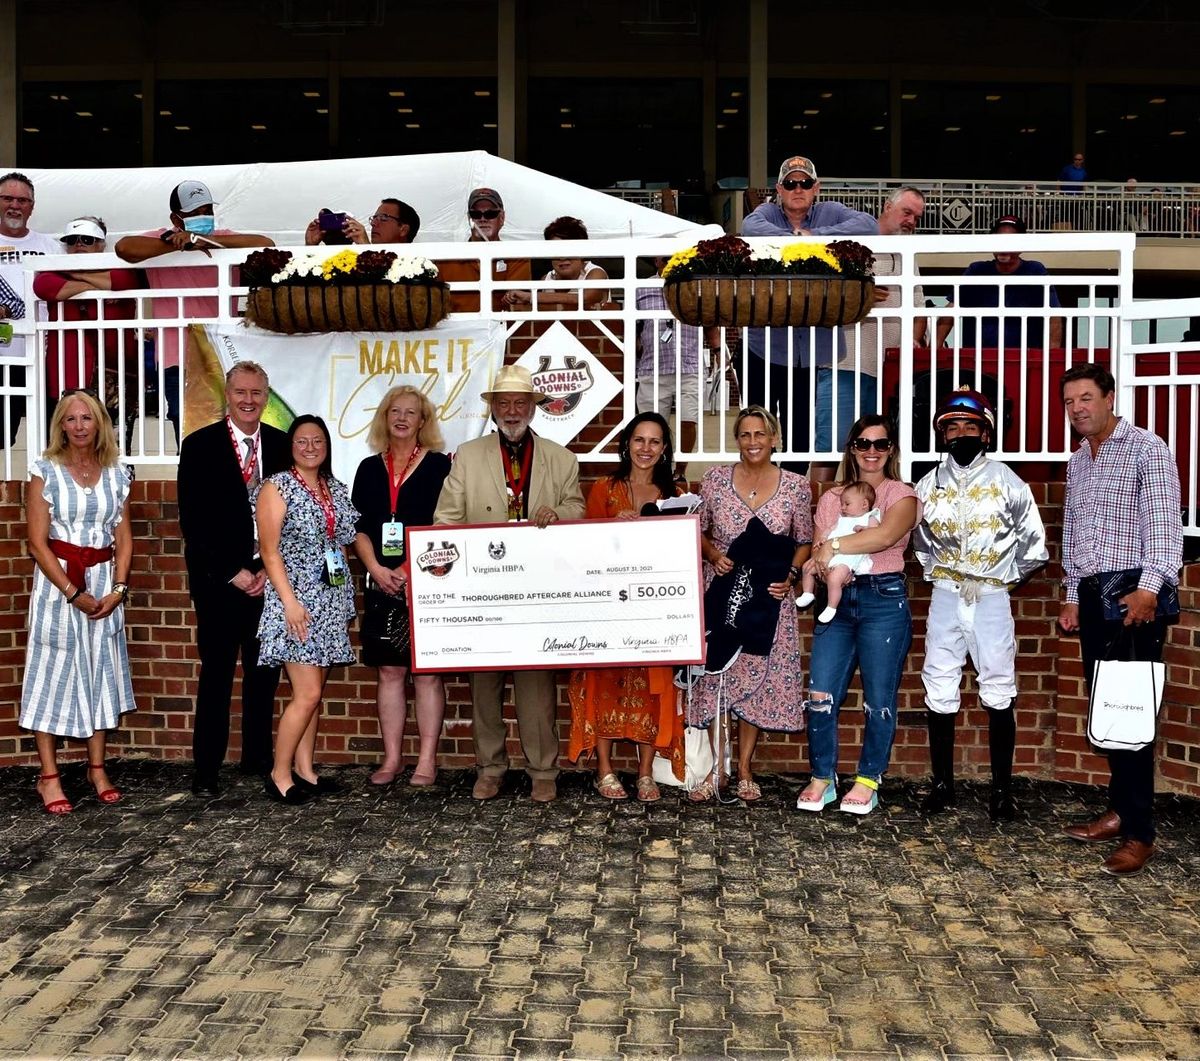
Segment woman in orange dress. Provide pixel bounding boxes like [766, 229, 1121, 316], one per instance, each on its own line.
[568, 412, 685, 801]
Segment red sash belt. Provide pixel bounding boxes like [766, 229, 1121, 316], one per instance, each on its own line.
[49, 539, 114, 590]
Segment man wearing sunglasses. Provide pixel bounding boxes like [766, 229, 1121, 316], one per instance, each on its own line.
[439, 187, 530, 312]
[738, 157, 876, 469]
[1, 172, 63, 449]
[912, 387, 1048, 823]
[31, 217, 143, 436]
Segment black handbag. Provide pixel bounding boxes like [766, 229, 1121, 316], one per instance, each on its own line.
[363, 585, 410, 656]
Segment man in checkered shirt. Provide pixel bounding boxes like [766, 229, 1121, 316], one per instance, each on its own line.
[1057, 362, 1182, 877]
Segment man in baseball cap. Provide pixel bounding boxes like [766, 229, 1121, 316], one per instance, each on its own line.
[913, 386, 1048, 821]
[115, 179, 273, 444]
[738, 155, 876, 469]
[440, 187, 530, 311]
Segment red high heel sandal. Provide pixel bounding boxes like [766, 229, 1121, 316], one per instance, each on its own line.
[38, 773, 73, 815]
[88, 763, 122, 804]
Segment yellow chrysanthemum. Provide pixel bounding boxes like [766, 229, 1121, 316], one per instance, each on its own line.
[779, 243, 841, 271]
[661, 246, 699, 279]
[320, 249, 359, 280]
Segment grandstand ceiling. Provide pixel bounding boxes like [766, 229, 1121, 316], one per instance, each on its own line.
[5, 0, 1200, 188]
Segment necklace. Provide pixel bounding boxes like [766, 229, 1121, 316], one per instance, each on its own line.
[740, 464, 773, 502]
[68, 460, 101, 488]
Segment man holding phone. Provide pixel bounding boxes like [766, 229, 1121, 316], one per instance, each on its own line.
[303, 198, 420, 246]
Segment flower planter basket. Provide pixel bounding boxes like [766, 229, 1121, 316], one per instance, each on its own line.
[245, 280, 450, 334]
[664, 275, 875, 329]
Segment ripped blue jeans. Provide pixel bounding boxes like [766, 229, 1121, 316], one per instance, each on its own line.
[806, 573, 912, 784]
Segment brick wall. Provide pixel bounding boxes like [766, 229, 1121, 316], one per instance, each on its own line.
[3, 467, 1198, 796]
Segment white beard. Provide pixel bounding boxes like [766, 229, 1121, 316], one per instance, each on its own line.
[496, 420, 532, 442]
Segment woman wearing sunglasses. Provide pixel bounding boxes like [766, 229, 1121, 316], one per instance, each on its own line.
[31, 217, 143, 432]
[796, 414, 922, 816]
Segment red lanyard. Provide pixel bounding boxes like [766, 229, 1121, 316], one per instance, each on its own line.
[500, 435, 534, 506]
[226, 417, 258, 484]
[384, 445, 422, 518]
[290, 468, 336, 541]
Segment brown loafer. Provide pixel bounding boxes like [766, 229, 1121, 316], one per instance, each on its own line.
[1063, 810, 1122, 843]
[472, 774, 502, 801]
[531, 778, 557, 803]
[1101, 839, 1156, 876]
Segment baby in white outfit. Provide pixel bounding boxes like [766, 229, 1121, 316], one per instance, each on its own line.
[796, 481, 881, 623]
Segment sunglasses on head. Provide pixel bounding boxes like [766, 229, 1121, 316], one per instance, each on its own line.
[469, 208, 501, 220]
[62, 235, 101, 247]
[851, 437, 894, 452]
[780, 177, 816, 191]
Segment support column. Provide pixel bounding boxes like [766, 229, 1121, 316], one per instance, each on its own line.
[702, 59, 717, 190]
[1071, 73, 1086, 158]
[0, 0, 17, 167]
[497, 0, 526, 162]
[889, 73, 902, 178]
[327, 62, 340, 153]
[140, 63, 155, 166]
[748, 0, 768, 189]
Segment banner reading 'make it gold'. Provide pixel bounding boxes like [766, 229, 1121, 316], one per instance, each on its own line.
[184, 321, 506, 482]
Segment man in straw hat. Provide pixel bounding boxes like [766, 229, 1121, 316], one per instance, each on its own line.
[434, 364, 584, 802]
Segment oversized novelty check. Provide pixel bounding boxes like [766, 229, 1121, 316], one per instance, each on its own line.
[407, 516, 705, 672]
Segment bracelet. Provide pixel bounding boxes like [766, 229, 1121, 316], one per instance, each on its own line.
[66, 587, 82, 603]
[789, 565, 802, 583]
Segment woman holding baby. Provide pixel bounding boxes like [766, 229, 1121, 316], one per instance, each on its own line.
[796, 414, 922, 817]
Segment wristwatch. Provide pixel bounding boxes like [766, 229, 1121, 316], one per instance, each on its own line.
[829, 539, 841, 554]
[112, 582, 129, 603]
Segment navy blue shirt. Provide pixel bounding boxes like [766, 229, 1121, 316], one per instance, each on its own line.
[957, 258, 1060, 349]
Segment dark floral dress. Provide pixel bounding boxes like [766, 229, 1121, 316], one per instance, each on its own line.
[257, 471, 360, 667]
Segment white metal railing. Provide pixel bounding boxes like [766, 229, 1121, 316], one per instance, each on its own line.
[1119, 295, 1200, 538]
[808, 179, 1200, 237]
[8, 231, 1193, 533]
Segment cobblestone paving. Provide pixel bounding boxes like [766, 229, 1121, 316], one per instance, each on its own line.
[1, 762, 1198, 1060]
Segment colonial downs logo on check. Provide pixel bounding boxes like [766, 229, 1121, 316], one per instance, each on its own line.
[406, 517, 705, 673]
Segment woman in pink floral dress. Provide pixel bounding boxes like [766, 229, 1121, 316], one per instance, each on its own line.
[687, 405, 812, 803]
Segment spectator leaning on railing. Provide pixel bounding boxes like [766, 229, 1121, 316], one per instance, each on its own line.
[1, 171, 63, 450]
[437, 187, 530, 313]
[114, 180, 274, 446]
[738, 154, 877, 469]
[32, 216, 143, 435]
[934, 214, 1064, 353]
[812, 185, 928, 482]
[507, 216, 608, 311]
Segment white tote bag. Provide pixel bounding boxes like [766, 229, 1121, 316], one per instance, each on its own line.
[1087, 658, 1165, 751]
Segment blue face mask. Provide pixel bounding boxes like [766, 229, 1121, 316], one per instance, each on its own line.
[182, 214, 215, 235]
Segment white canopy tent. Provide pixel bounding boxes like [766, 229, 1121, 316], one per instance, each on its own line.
[20, 150, 719, 244]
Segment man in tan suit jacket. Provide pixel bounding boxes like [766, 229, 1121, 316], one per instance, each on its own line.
[434, 365, 584, 802]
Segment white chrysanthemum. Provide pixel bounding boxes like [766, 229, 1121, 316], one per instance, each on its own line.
[385, 256, 438, 282]
[748, 240, 787, 263]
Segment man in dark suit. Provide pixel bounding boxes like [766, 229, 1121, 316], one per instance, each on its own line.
[178, 361, 290, 795]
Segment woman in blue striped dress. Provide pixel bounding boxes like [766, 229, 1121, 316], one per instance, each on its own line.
[22, 389, 135, 814]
